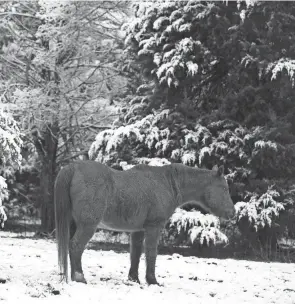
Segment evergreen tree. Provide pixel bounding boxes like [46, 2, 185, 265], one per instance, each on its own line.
[90, 1, 295, 250]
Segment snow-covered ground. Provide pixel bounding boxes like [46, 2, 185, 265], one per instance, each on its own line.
[0, 231, 295, 304]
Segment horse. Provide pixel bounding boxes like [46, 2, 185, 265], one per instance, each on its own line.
[54, 160, 235, 285]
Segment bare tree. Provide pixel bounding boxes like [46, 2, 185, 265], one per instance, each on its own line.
[0, 1, 129, 232]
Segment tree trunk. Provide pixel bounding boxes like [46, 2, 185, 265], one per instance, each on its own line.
[257, 227, 279, 252]
[40, 159, 56, 233]
[33, 122, 59, 233]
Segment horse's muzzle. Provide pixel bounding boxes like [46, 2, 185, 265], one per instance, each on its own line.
[220, 207, 236, 221]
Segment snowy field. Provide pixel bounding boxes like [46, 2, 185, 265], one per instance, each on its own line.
[0, 231, 295, 304]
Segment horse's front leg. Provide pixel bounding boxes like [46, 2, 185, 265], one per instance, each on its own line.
[144, 224, 164, 285]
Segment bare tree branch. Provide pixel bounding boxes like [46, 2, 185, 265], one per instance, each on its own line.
[57, 149, 89, 165]
[19, 2, 38, 14]
[0, 12, 40, 19]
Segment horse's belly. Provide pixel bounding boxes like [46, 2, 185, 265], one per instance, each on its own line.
[97, 220, 144, 232]
[97, 184, 152, 232]
[98, 205, 147, 232]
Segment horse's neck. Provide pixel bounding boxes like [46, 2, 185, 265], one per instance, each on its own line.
[174, 165, 212, 205]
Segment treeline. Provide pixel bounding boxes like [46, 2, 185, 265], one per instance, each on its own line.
[1, 1, 295, 258]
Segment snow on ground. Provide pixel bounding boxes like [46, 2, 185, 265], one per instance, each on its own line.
[0, 231, 295, 304]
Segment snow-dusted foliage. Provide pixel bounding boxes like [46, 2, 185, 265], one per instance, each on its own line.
[89, 110, 173, 167]
[235, 188, 285, 232]
[0, 110, 23, 227]
[0, 176, 8, 228]
[268, 58, 295, 87]
[120, 157, 171, 170]
[0, 111, 23, 166]
[124, 2, 215, 90]
[89, 106, 294, 247]
[92, 1, 295, 248]
[169, 208, 228, 246]
[236, 0, 258, 10]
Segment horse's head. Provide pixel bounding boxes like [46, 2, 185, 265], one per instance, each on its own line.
[203, 165, 235, 220]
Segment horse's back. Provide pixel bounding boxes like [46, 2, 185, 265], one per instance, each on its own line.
[70, 160, 112, 178]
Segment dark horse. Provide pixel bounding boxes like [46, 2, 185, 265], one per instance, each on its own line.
[54, 161, 235, 285]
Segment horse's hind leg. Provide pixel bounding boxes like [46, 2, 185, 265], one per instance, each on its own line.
[70, 219, 76, 239]
[69, 222, 97, 283]
[128, 231, 144, 284]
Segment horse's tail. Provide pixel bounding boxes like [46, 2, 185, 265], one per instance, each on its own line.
[54, 164, 75, 283]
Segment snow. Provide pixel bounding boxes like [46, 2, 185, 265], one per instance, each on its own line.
[186, 61, 198, 76]
[181, 151, 196, 165]
[254, 140, 278, 151]
[0, 231, 295, 303]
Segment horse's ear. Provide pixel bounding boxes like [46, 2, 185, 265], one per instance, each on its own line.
[213, 165, 224, 176]
[217, 165, 224, 176]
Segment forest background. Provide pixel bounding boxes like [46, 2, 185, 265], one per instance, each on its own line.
[1, 0, 295, 261]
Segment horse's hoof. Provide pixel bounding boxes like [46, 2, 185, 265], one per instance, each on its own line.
[146, 277, 160, 286]
[72, 272, 87, 284]
[128, 274, 141, 284]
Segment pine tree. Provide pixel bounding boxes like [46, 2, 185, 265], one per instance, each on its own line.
[91, 1, 295, 249]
